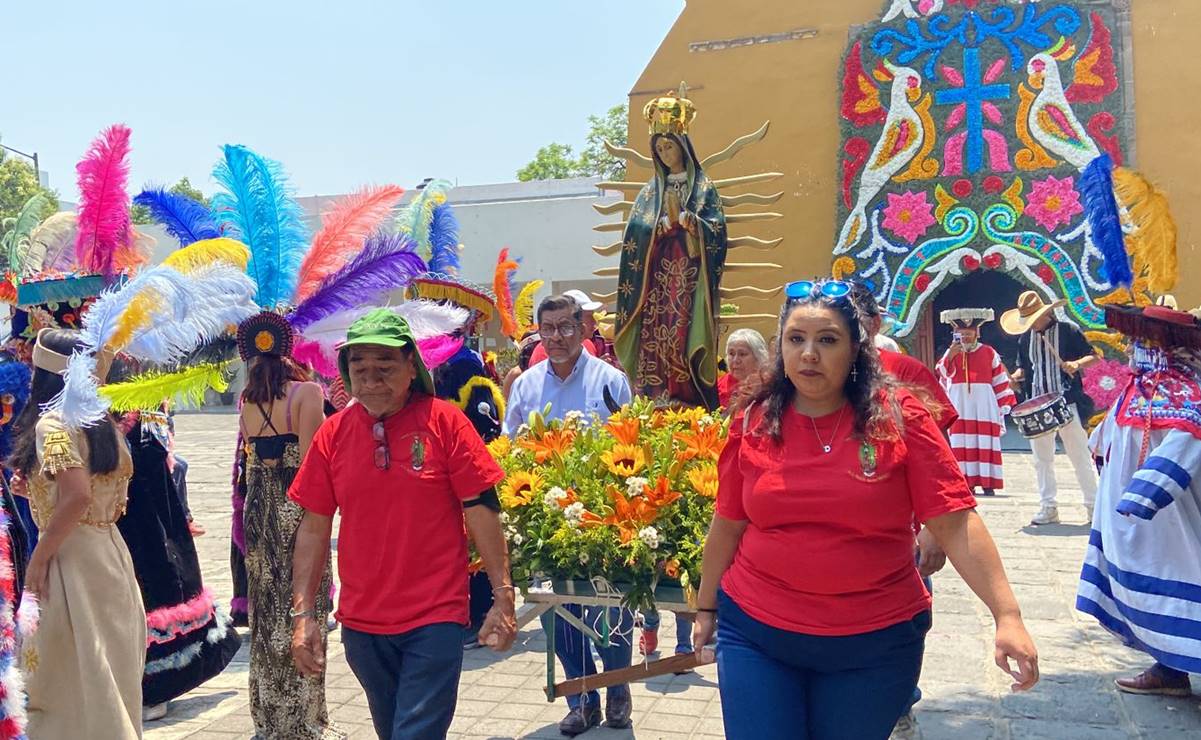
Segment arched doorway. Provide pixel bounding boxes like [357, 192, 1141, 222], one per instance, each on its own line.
[929, 270, 1027, 370]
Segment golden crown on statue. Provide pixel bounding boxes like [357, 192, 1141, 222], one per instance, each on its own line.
[643, 83, 697, 136]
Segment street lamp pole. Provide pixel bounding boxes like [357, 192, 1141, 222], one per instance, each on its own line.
[0, 144, 40, 181]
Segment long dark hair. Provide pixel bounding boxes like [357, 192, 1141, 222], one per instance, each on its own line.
[242, 354, 310, 405]
[741, 283, 901, 443]
[8, 329, 121, 477]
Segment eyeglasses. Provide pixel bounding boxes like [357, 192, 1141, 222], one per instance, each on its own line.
[373, 421, 390, 470]
[538, 322, 579, 338]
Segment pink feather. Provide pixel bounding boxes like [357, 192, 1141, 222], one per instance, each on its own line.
[75, 124, 133, 278]
[293, 338, 340, 378]
[295, 184, 406, 302]
[418, 335, 464, 370]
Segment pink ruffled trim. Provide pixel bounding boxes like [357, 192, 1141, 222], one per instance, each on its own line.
[146, 588, 219, 645]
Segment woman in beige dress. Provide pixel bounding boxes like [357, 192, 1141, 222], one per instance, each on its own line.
[9, 329, 146, 739]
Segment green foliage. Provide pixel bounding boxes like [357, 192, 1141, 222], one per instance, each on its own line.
[130, 176, 211, 225]
[0, 156, 59, 230]
[517, 104, 628, 182]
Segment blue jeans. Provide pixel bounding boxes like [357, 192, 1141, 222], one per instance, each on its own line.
[717, 590, 930, 740]
[343, 623, 464, 740]
[642, 610, 694, 653]
[903, 571, 934, 715]
[544, 605, 635, 709]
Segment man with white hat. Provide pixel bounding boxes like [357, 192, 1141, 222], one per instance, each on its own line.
[1001, 291, 1100, 525]
[527, 289, 622, 369]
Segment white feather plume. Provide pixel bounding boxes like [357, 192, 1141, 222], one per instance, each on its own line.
[394, 299, 470, 339]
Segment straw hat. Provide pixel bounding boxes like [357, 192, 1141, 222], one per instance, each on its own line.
[1000, 291, 1066, 335]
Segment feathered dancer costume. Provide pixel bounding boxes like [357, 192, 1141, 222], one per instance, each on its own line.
[44, 130, 262, 709]
[212, 146, 470, 739]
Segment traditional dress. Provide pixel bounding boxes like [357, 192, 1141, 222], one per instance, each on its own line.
[241, 385, 341, 740]
[1077, 342, 1201, 675]
[937, 343, 1016, 490]
[615, 90, 728, 409]
[23, 412, 145, 739]
[118, 412, 241, 707]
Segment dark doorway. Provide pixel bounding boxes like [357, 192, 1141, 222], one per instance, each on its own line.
[929, 270, 1030, 451]
[929, 270, 1027, 371]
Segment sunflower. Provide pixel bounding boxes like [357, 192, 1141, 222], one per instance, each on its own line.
[601, 444, 647, 477]
[500, 470, 544, 508]
[662, 406, 707, 428]
[675, 424, 725, 461]
[606, 416, 641, 446]
[487, 435, 512, 460]
[519, 428, 576, 464]
[687, 463, 719, 498]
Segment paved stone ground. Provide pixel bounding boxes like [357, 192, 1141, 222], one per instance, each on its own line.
[144, 411, 1201, 739]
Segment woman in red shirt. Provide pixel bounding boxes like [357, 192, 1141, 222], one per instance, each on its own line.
[692, 279, 1038, 739]
[717, 329, 768, 409]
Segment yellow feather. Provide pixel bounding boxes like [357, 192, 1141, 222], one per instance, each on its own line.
[513, 279, 544, 335]
[109, 290, 160, 351]
[162, 237, 251, 274]
[1114, 168, 1178, 294]
[100, 362, 235, 412]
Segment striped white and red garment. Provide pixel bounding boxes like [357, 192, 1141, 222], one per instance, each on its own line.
[937, 343, 1017, 490]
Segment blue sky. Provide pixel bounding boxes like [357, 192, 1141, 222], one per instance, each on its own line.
[4, 1, 682, 200]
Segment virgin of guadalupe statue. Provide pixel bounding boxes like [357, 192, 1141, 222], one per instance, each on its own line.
[615, 89, 728, 409]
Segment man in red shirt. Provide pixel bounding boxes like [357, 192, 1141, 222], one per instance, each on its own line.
[288, 309, 516, 739]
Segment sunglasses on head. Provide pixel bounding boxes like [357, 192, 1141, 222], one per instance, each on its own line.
[784, 278, 876, 301]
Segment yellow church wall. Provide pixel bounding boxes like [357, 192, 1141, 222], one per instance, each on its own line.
[622, 0, 1200, 341]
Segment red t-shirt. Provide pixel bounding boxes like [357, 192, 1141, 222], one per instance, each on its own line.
[288, 395, 504, 635]
[716, 392, 976, 636]
[529, 338, 598, 367]
[717, 373, 740, 408]
[880, 350, 959, 432]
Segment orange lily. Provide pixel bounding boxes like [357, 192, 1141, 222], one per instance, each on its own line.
[583, 486, 660, 544]
[664, 559, 680, 579]
[519, 428, 576, 464]
[675, 423, 725, 462]
[644, 475, 682, 508]
[687, 463, 719, 498]
[606, 416, 641, 446]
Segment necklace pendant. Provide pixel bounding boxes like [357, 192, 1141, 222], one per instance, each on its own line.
[822, 445, 832, 454]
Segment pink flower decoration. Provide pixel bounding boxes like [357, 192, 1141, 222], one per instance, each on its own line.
[882, 190, 936, 244]
[1026, 175, 1084, 232]
[1084, 359, 1134, 410]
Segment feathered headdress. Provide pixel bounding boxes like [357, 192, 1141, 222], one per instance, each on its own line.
[406, 272, 496, 323]
[395, 179, 452, 260]
[514, 279, 544, 337]
[48, 256, 257, 428]
[1, 193, 49, 276]
[100, 362, 237, 414]
[211, 144, 311, 310]
[428, 202, 461, 275]
[1112, 167, 1179, 294]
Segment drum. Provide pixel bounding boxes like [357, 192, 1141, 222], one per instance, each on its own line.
[1011, 393, 1074, 439]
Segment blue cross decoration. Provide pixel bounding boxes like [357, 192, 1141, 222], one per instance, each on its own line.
[933, 47, 1011, 174]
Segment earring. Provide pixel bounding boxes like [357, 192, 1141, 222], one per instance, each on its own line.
[852, 366, 859, 382]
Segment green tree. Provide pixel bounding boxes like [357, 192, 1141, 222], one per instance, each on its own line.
[517, 104, 629, 181]
[0, 155, 59, 227]
[130, 176, 211, 224]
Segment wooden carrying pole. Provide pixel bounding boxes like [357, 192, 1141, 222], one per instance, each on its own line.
[551, 650, 714, 699]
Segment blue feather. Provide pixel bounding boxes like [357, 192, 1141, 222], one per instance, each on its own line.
[1080, 154, 1133, 288]
[211, 145, 310, 309]
[395, 179, 452, 258]
[132, 187, 221, 247]
[428, 203, 461, 274]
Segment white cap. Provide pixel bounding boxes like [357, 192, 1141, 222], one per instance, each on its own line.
[564, 289, 603, 312]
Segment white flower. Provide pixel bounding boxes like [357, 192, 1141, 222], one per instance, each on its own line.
[565, 410, 585, 425]
[511, 533, 525, 546]
[697, 414, 715, 429]
[543, 487, 568, 510]
[625, 476, 650, 497]
[580, 552, 590, 565]
[564, 501, 586, 525]
[517, 423, 530, 436]
[638, 526, 661, 549]
[500, 512, 511, 525]
[1100, 376, 1117, 391]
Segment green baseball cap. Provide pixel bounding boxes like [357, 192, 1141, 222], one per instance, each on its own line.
[337, 309, 436, 396]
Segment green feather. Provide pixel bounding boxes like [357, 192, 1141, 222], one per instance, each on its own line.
[100, 362, 235, 412]
[2, 193, 50, 271]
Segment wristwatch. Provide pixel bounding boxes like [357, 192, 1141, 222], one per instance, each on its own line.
[289, 606, 316, 620]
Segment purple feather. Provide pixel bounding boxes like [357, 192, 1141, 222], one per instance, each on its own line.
[289, 233, 427, 331]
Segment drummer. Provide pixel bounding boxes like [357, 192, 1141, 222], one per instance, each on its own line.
[1000, 291, 1099, 526]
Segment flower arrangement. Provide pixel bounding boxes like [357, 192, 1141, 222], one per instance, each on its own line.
[489, 397, 727, 611]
